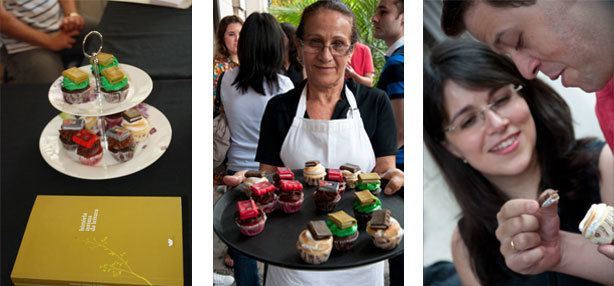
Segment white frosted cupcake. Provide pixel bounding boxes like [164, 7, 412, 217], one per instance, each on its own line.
[366, 210, 404, 250]
[296, 221, 333, 264]
[121, 108, 150, 143]
[579, 203, 614, 244]
[303, 160, 326, 186]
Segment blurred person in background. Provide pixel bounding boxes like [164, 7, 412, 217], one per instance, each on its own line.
[0, 0, 92, 83]
[214, 15, 242, 98]
[280, 22, 305, 87]
[346, 40, 375, 87]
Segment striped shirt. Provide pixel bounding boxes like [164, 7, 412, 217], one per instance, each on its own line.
[1, 0, 62, 54]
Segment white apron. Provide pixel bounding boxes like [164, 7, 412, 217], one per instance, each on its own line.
[268, 85, 383, 286]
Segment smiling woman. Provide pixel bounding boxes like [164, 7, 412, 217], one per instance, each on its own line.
[424, 39, 614, 286]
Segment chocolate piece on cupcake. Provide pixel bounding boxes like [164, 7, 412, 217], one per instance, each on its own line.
[326, 168, 346, 194]
[326, 210, 359, 251]
[278, 180, 304, 214]
[366, 209, 403, 250]
[297, 220, 333, 264]
[340, 163, 361, 190]
[235, 199, 267, 236]
[357, 172, 382, 196]
[91, 52, 119, 72]
[353, 190, 382, 229]
[274, 167, 294, 187]
[61, 67, 93, 104]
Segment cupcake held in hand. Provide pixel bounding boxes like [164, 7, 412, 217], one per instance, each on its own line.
[303, 160, 326, 186]
[366, 209, 403, 250]
[353, 190, 382, 230]
[327, 211, 359, 252]
[313, 181, 341, 213]
[579, 203, 614, 245]
[278, 180, 304, 214]
[235, 199, 267, 236]
[297, 220, 333, 264]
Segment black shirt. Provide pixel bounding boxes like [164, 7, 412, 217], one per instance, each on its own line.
[255, 79, 397, 167]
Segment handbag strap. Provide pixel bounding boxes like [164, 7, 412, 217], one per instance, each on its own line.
[214, 71, 225, 116]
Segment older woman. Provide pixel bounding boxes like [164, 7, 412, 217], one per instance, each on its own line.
[242, 1, 402, 285]
[424, 40, 614, 285]
[214, 15, 243, 97]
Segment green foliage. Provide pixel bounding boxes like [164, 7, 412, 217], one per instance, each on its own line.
[270, 0, 387, 83]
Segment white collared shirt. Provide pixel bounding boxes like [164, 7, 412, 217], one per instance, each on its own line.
[385, 36, 404, 57]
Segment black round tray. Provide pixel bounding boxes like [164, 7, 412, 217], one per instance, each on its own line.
[213, 170, 404, 270]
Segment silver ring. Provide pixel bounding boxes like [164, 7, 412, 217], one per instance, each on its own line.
[82, 31, 103, 58]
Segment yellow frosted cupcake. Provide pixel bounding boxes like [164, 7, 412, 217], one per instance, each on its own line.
[121, 108, 150, 143]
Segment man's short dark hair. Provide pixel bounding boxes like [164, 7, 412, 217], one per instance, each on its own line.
[441, 0, 536, 36]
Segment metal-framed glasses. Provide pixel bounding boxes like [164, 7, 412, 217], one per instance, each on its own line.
[444, 84, 524, 134]
[299, 39, 353, 57]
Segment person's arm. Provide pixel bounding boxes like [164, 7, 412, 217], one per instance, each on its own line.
[346, 64, 374, 87]
[58, 0, 84, 32]
[451, 227, 482, 285]
[551, 231, 614, 284]
[597, 145, 614, 259]
[0, 5, 77, 51]
[391, 98, 404, 148]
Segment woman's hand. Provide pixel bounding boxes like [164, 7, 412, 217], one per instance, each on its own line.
[495, 196, 561, 275]
[378, 168, 404, 195]
[597, 245, 614, 260]
[222, 170, 247, 187]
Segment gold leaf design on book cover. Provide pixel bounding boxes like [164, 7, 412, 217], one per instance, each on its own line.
[85, 237, 153, 285]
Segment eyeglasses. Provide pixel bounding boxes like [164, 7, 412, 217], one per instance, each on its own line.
[444, 84, 524, 134]
[299, 39, 353, 57]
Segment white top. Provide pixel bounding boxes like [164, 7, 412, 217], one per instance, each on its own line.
[1, 0, 62, 54]
[220, 67, 294, 171]
[270, 84, 382, 286]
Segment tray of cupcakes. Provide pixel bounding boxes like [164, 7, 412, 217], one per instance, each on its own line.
[39, 103, 172, 180]
[213, 162, 404, 270]
[48, 52, 153, 116]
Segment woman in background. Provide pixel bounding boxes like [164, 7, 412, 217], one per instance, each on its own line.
[213, 15, 243, 98]
[280, 22, 305, 87]
[424, 39, 613, 285]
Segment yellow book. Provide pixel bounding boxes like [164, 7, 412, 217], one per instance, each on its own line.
[11, 195, 184, 286]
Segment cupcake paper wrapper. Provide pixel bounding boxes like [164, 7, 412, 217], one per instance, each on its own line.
[78, 152, 103, 166]
[256, 194, 278, 214]
[297, 244, 331, 265]
[103, 87, 128, 103]
[354, 210, 374, 230]
[63, 86, 95, 104]
[110, 149, 135, 162]
[333, 231, 358, 252]
[279, 193, 304, 214]
[314, 193, 341, 213]
[62, 142, 78, 151]
[236, 214, 267, 236]
[304, 175, 325, 186]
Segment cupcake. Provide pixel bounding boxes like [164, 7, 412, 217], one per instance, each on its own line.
[278, 180, 304, 214]
[106, 126, 135, 162]
[82, 116, 101, 136]
[327, 210, 359, 252]
[91, 52, 119, 73]
[250, 181, 278, 214]
[235, 199, 267, 236]
[340, 163, 361, 190]
[313, 181, 341, 213]
[357, 172, 382, 196]
[297, 221, 333, 264]
[101, 66, 129, 103]
[59, 118, 84, 151]
[72, 129, 103, 166]
[274, 167, 294, 187]
[579, 203, 614, 244]
[121, 108, 150, 143]
[366, 209, 404, 250]
[242, 170, 268, 196]
[104, 113, 123, 130]
[303, 160, 326, 186]
[353, 190, 382, 229]
[61, 67, 94, 104]
[326, 168, 346, 194]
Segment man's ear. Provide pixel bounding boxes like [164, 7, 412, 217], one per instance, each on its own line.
[442, 140, 463, 159]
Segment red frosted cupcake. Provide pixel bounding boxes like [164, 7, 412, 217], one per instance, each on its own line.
[73, 129, 103, 166]
[326, 168, 346, 194]
[313, 181, 341, 213]
[235, 199, 267, 236]
[250, 181, 278, 214]
[278, 180, 304, 214]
